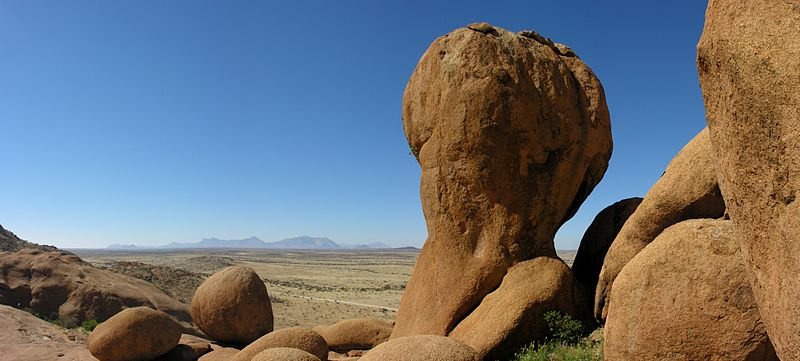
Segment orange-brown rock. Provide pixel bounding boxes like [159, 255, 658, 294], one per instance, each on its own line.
[394, 22, 612, 337]
[0, 249, 196, 333]
[595, 128, 724, 323]
[231, 327, 328, 361]
[697, 1, 800, 359]
[87, 307, 182, 361]
[604, 219, 776, 361]
[360, 335, 478, 361]
[313, 318, 392, 352]
[0, 304, 98, 361]
[450, 257, 582, 360]
[190, 266, 273, 344]
[252, 348, 321, 361]
[198, 347, 239, 361]
[154, 334, 213, 361]
[571, 197, 642, 310]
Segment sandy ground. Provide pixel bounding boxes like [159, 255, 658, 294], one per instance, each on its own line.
[76, 248, 576, 329]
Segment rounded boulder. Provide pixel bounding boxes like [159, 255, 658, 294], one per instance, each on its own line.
[360, 335, 479, 361]
[87, 307, 182, 361]
[190, 266, 273, 344]
[252, 348, 320, 361]
[312, 318, 393, 352]
[231, 327, 328, 361]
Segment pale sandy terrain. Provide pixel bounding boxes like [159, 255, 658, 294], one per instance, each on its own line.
[76, 249, 576, 329]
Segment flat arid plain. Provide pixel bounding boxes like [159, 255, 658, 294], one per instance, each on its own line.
[74, 249, 577, 329]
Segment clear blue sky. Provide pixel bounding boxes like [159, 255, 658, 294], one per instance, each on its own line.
[0, 1, 709, 249]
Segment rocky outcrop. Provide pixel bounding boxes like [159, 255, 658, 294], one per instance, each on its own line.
[394, 22, 612, 338]
[449, 257, 582, 360]
[571, 197, 642, 309]
[87, 307, 182, 361]
[595, 128, 725, 322]
[359, 335, 479, 361]
[0, 224, 58, 252]
[312, 318, 392, 352]
[0, 249, 196, 333]
[604, 219, 776, 360]
[101, 261, 204, 304]
[231, 327, 328, 361]
[0, 304, 97, 361]
[252, 348, 321, 361]
[190, 266, 273, 344]
[697, 1, 800, 359]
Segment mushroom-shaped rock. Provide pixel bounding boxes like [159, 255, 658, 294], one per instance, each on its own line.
[190, 266, 273, 344]
[697, 0, 800, 358]
[572, 197, 642, 312]
[252, 348, 320, 361]
[231, 327, 328, 361]
[87, 307, 182, 361]
[449, 257, 582, 360]
[312, 318, 393, 352]
[394, 22, 612, 338]
[604, 219, 777, 360]
[595, 128, 724, 323]
[360, 335, 479, 361]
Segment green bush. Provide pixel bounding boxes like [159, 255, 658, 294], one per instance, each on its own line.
[80, 319, 99, 332]
[513, 340, 600, 361]
[543, 310, 584, 344]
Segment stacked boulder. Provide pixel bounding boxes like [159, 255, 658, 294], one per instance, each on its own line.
[386, 21, 614, 360]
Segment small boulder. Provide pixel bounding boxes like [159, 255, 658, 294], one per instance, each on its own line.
[449, 257, 581, 361]
[313, 318, 393, 352]
[595, 128, 725, 322]
[87, 307, 182, 361]
[198, 347, 239, 361]
[190, 266, 273, 344]
[231, 327, 328, 361]
[154, 334, 213, 361]
[359, 335, 478, 361]
[252, 348, 320, 361]
[604, 219, 777, 360]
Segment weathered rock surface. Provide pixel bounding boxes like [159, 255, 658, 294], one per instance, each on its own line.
[313, 318, 392, 352]
[0, 224, 58, 252]
[231, 327, 328, 361]
[0, 304, 97, 361]
[190, 266, 273, 344]
[0, 249, 197, 332]
[101, 261, 204, 304]
[604, 219, 777, 361]
[449, 257, 581, 360]
[571, 197, 642, 309]
[394, 22, 612, 337]
[697, 1, 800, 359]
[198, 347, 239, 361]
[87, 307, 182, 361]
[360, 335, 479, 361]
[595, 128, 725, 322]
[154, 334, 213, 361]
[252, 347, 321, 361]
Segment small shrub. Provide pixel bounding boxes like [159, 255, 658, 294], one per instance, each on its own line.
[543, 310, 584, 344]
[80, 319, 99, 332]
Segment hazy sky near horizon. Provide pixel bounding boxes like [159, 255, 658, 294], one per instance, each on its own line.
[0, 1, 709, 249]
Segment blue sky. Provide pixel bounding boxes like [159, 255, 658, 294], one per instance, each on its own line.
[0, 1, 709, 249]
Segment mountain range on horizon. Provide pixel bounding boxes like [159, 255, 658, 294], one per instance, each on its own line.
[106, 236, 400, 250]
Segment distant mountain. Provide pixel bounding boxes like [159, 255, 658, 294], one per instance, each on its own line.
[104, 236, 407, 250]
[0, 224, 59, 252]
[265, 236, 340, 250]
[161, 237, 268, 249]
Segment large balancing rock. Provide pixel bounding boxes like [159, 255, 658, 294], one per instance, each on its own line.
[394, 23, 612, 337]
[697, 1, 800, 359]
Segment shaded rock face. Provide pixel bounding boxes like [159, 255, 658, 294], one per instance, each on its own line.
[190, 266, 273, 345]
[395, 23, 612, 338]
[312, 318, 392, 352]
[231, 327, 328, 361]
[604, 219, 777, 361]
[571, 197, 642, 309]
[359, 335, 479, 361]
[449, 257, 582, 361]
[595, 128, 725, 323]
[0, 249, 196, 333]
[0, 304, 97, 361]
[697, 1, 800, 359]
[87, 307, 182, 361]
